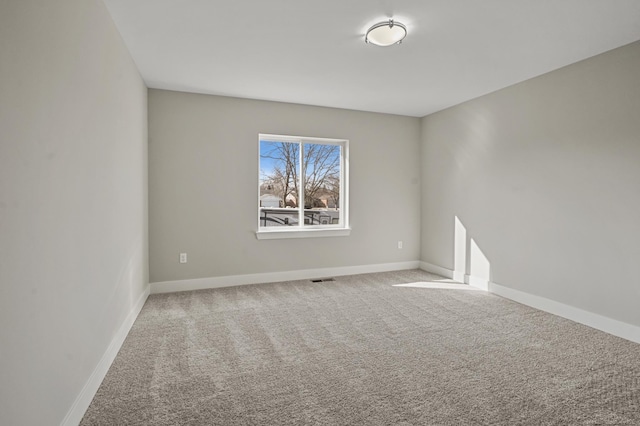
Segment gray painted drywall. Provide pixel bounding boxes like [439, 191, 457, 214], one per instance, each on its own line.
[421, 41, 640, 327]
[149, 90, 421, 283]
[0, 1, 148, 424]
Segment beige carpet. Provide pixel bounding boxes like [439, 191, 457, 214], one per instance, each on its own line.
[81, 270, 640, 425]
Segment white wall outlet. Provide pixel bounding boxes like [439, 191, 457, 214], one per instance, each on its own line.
[397, 241, 403, 249]
[179, 253, 187, 263]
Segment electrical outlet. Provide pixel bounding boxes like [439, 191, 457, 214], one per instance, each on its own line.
[397, 241, 403, 249]
[179, 253, 187, 263]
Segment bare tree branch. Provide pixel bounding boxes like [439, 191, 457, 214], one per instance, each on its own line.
[260, 141, 340, 210]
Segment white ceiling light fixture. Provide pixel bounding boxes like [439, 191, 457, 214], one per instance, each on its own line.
[365, 19, 407, 47]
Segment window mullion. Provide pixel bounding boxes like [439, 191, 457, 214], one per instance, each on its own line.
[339, 144, 344, 226]
[298, 141, 304, 227]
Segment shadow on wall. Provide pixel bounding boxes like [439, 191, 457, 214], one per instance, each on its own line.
[454, 216, 491, 290]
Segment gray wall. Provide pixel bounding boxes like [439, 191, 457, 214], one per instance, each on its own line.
[0, 1, 148, 424]
[421, 41, 640, 327]
[149, 90, 421, 283]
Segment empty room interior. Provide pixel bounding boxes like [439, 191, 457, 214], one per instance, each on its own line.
[2, 0, 640, 425]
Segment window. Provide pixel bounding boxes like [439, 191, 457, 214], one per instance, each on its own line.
[257, 134, 349, 239]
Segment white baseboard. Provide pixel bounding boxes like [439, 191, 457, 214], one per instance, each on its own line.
[418, 261, 455, 280]
[151, 261, 421, 294]
[61, 285, 150, 426]
[418, 262, 488, 290]
[452, 271, 465, 283]
[420, 260, 640, 344]
[490, 282, 640, 344]
[465, 275, 489, 291]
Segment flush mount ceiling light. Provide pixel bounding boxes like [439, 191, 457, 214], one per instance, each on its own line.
[365, 19, 407, 46]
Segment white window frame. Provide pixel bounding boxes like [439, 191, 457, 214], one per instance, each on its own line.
[256, 133, 350, 240]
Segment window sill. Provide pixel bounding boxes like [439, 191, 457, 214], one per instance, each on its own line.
[256, 227, 351, 240]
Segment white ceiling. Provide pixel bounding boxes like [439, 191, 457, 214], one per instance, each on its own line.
[103, 0, 640, 117]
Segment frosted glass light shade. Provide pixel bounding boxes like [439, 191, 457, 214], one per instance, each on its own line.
[365, 19, 407, 46]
